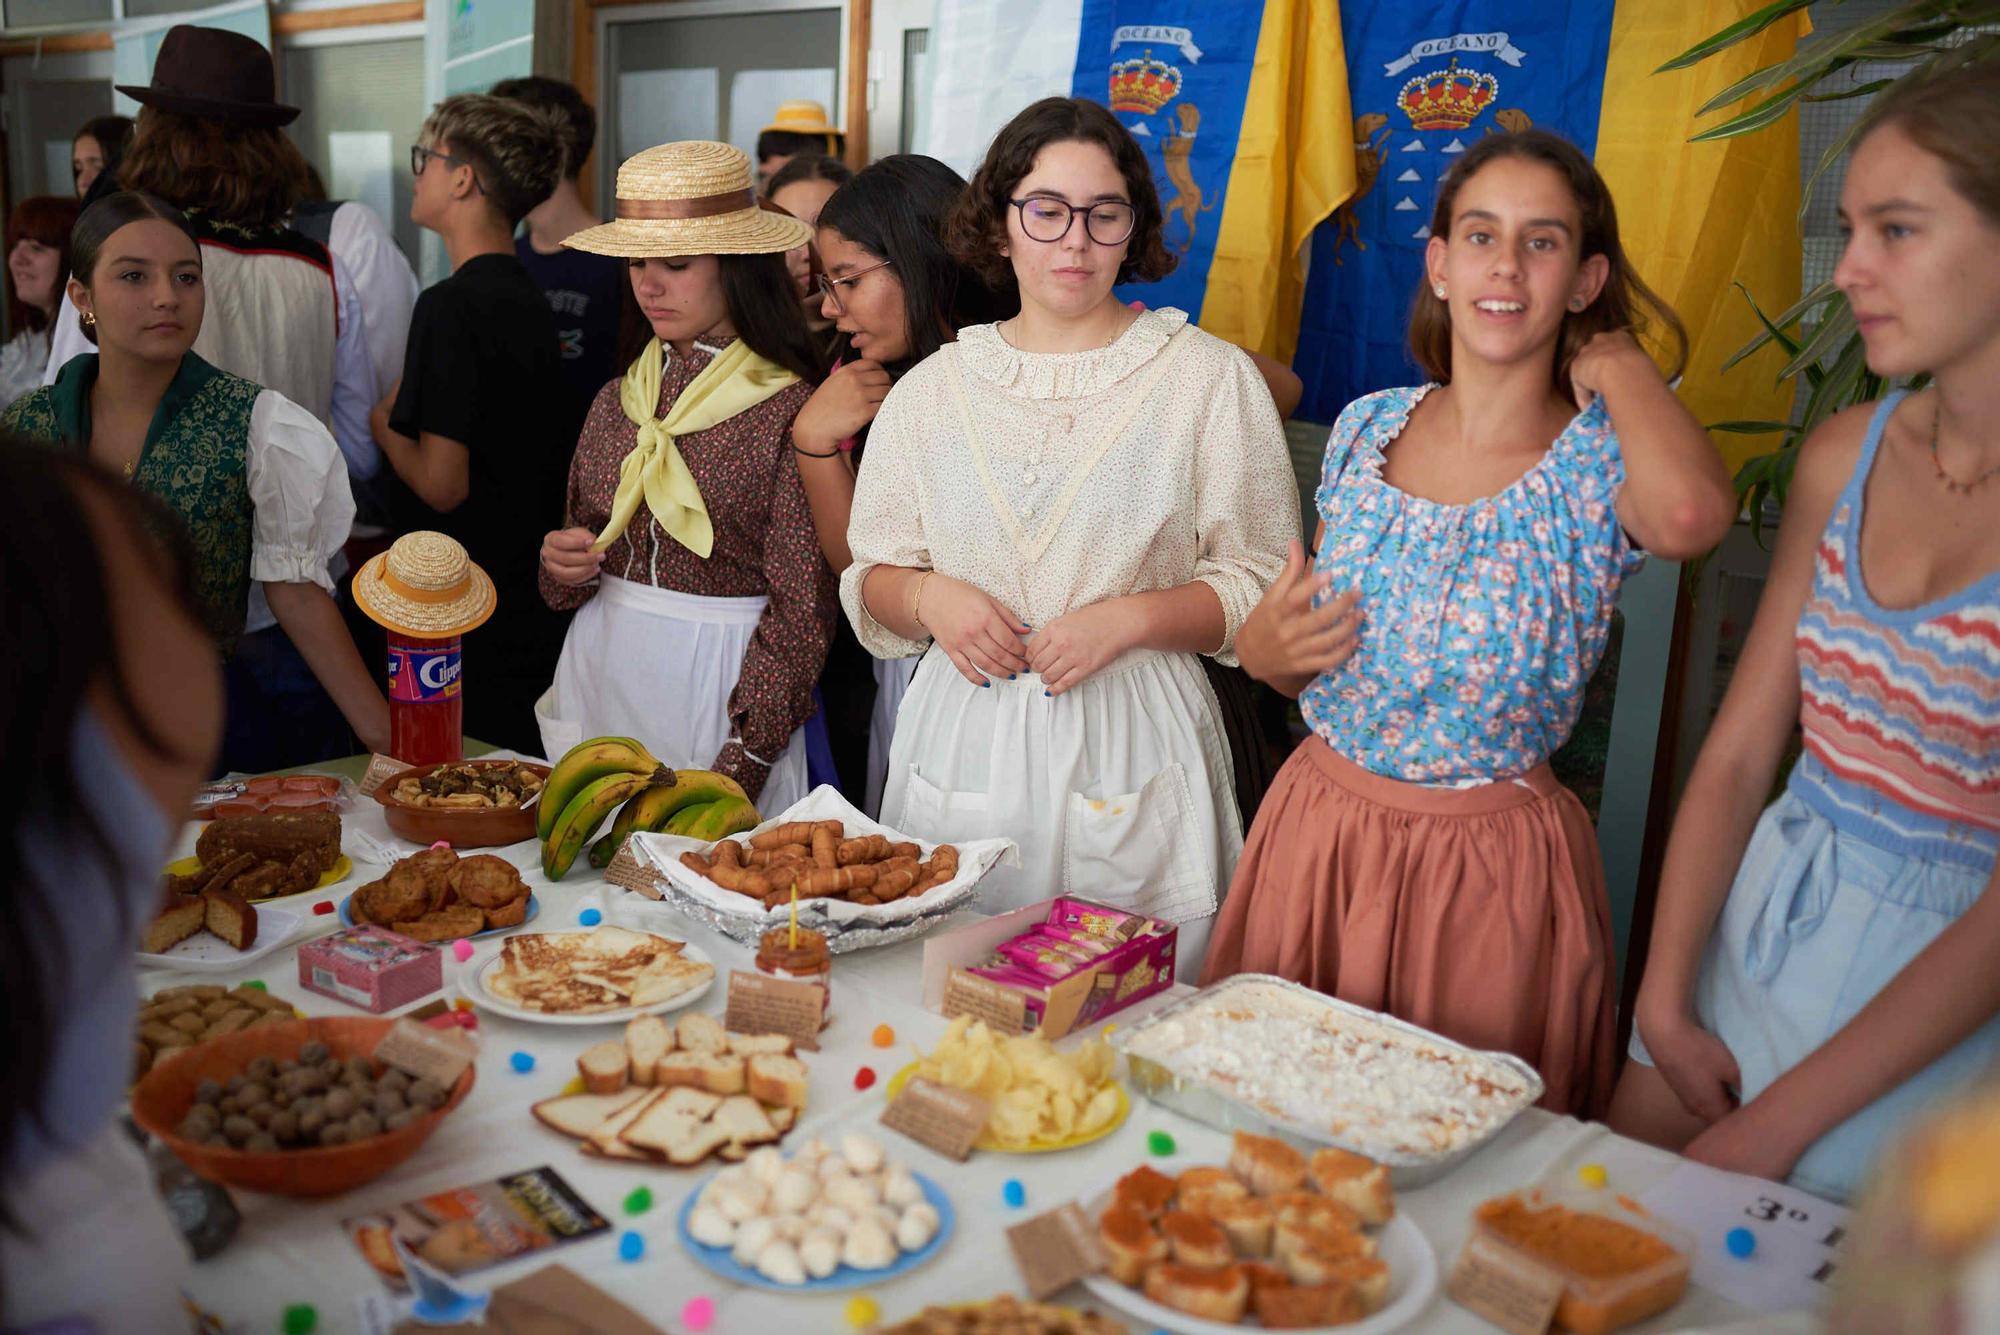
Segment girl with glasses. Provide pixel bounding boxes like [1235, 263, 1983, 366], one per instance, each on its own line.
[839, 99, 1299, 970]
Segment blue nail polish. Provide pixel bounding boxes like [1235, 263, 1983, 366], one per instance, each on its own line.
[1008, 673, 1016, 680]
[1043, 689, 1052, 697]
[982, 681, 991, 688]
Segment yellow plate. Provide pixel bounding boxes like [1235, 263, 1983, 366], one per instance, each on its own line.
[885, 1061, 1129, 1154]
[163, 854, 352, 899]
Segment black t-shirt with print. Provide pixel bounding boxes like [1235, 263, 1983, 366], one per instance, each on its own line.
[515, 237, 625, 445]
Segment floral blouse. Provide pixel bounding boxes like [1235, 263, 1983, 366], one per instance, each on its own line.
[1301, 385, 1644, 785]
[539, 339, 835, 795]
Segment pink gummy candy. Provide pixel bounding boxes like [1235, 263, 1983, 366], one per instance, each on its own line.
[451, 939, 474, 962]
[680, 1295, 715, 1331]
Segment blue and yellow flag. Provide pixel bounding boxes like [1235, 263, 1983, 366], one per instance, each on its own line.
[1067, 0, 1354, 359]
[1293, 2, 1804, 454]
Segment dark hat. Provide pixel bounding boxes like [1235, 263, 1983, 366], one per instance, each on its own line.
[116, 26, 299, 129]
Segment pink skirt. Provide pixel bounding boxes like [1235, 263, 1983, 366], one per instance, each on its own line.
[1201, 736, 1616, 1117]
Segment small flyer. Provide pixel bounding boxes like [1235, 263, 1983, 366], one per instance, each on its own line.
[344, 1166, 608, 1291]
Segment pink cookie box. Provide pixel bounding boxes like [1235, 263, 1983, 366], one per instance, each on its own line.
[924, 896, 1176, 1040]
[297, 925, 443, 1013]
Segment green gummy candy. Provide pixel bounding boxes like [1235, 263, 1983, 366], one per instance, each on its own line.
[282, 1304, 317, 1334]
[1147, 1130, 1176, 1156]
[624, 1186, 654, 1215]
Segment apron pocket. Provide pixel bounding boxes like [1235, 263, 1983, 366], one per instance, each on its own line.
[534, 686, 581, 765]
[1062, 764, 1215, 924]
[899, 765, 990, 842]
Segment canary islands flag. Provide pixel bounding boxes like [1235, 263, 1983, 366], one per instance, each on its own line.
[1293, 2, 1805, 461]
[915, 0, 1353, 359]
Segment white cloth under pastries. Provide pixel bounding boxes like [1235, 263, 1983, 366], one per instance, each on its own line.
[840, 308, 1299, 971]
[244, 388, 357, 598]
[536, 575, 809, 812]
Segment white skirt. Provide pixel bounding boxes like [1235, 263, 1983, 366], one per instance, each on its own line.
[864, 655, 919, 819]
[878, 644, 1241, 975]
[535, 574, 809, 813]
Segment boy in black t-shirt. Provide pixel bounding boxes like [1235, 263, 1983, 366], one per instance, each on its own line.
[368, 93, 574, 754]
[491, 76, 624, 446]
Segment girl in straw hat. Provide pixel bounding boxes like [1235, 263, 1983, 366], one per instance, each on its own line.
[537, 141, 832, 807]
[840, 99, 1299, 972]
[2, 192, 386, 767]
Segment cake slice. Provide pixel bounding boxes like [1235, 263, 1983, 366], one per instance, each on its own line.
[1232, 1130, 1307, 1196]
[143, 895, 207, 954]
[1309, 1146, 1395, 1224]
[1256, 1281, 1367, 1329]
[625, 1014, 673, 1085]
[1143, 1262, 1249, 1322]
[1098, 1204, 1166, 1285]
[200, 884, 258, 950]
[746, 1053, 809, 1109]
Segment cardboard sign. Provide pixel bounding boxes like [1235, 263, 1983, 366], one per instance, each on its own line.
[359, 753, 408, 798]
[723, 970, 823, 1052]
[603, 845, 663, 900]
[941, 969, 1030, 1035]
[373, 1016, 476, 1087]
[1006, 1202, 1108, 1301]
[1446, 1232, 1566, 1335]
[879, 1077, 990, 1161]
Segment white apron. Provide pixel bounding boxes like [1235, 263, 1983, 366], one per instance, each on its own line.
[535, 574, 809, 813]
[864, 655, 919, 819]
[878, 642, 1240, 976]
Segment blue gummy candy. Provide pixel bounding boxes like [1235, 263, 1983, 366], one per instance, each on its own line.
[618, 1230, 644, 1262]
[579, 908, 603, 927]
[508, 1051, 535, 1074]
[1002, 1179, 1026, 1208]
[1726, 1226, 1756, 1259]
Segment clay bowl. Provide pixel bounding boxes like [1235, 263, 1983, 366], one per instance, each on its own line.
[373, 760, 550, 849]
[129, 1016, 475, 1197]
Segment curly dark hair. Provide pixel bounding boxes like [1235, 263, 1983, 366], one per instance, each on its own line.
[945, 97, 1174, 293]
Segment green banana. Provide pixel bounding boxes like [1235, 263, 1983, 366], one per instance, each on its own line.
[581, 769, 761, 872]
[680, 796, 760, 842]
[537, 736, 657, 842]
[586, 828, 623, 871]
[542, 771, 658, 880]
[663, 801, 719, 836]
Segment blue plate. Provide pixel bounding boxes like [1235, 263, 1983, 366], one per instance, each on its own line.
[675, 1167, 954, 1293]
[337, 891, 539, 937]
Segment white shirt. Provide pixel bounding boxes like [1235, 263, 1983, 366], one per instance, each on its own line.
[840, 307, 1299, 668]
[0, 327, 49, 412]
[328, 201, 418, 404]
[245, 387, 356, 596]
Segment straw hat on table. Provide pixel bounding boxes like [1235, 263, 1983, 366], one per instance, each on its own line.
[352, 531, 495, 638]
[563, 141, 812, 259]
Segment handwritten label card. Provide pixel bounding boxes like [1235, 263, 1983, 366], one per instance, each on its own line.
[1006, 1202, 1108, 1300]
[879, 1077, 990, 1161]
[1637, 1160, 1851, 1313]
[359, 753, 407, 798]
[723, 970, 823, 1052]
[1446, 1232, 1564, 1335]
[941, 969, 1028, 1035]
[372, 1016, 475, 1086]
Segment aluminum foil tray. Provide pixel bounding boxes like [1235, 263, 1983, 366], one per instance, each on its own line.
[1109, 974, 1543, 1188]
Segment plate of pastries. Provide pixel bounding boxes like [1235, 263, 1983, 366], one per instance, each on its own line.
[341, 847, 537, 941]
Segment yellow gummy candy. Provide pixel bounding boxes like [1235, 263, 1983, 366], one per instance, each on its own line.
[1578, 1162, 1608, 1190]
[844, 1295, 880, 1329]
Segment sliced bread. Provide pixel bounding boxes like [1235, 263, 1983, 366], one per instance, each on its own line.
[656, 1050, 746, 1095]
[709, 1094, 779, 1148]
[587, 1089, 666, 1160]
[626, 1014, 673, 1085]
[676, 1012, 729, 1054]
[725, 1032, 794, 1057]
[746, 1053, 809, 1109]
[578, 1039, 630, 1094]
[532, 1089, 646, 1139]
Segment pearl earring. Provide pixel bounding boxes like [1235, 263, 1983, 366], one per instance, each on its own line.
[1433, 285, 1446, 300]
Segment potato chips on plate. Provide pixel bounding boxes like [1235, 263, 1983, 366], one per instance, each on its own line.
[891, 1016, 1128, 1152]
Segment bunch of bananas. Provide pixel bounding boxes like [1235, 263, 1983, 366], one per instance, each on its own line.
[538, 736, 759, 880]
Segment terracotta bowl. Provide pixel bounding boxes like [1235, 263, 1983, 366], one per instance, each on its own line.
[129, 1016, 475, 1197]
[373, 760, 550, 849]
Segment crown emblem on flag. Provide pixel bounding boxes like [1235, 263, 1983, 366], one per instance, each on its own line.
[1397, 58, 1498, 131]
[1109, 49, 1182, 115]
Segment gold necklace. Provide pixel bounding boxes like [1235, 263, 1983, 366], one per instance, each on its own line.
[1930, 403, 2000, 495]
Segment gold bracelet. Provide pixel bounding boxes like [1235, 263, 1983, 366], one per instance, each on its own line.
[911, 571, 934, 629]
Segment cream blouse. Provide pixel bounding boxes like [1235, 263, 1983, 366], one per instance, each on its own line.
[840, 308, 1298, 667]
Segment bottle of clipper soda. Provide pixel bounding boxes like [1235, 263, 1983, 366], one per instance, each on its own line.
[385, 629, 464, 764]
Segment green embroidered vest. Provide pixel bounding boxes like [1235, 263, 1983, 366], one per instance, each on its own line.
[2, 353, 262, 651]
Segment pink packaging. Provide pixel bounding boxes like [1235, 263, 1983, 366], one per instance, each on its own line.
[298, 925, 442, 1013]
[944, 898, 1176, 1038]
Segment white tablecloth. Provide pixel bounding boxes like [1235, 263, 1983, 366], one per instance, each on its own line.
[140, 796, 1830, 1334]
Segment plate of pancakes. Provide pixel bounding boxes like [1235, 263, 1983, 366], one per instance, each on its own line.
[459, 926, 716, 1025]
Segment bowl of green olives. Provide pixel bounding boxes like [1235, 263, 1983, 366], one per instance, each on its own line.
[129, 1016, 475, 1196]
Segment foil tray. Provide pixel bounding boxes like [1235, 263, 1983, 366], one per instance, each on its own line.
[1109, 974, 1543, 1188]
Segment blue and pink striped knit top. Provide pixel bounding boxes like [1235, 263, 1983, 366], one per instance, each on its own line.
[1789, 392, 2000, 870]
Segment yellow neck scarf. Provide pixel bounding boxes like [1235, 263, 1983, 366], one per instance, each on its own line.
[591, 338, 800, 557]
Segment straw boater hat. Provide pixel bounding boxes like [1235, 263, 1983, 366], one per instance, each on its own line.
[352, 532, 496, 639]
[563, 142, 812, 260]
[760, 100, 841, 142]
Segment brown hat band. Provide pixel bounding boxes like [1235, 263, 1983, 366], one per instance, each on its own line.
[615, 189, 756, 221]
[382, 569, 468, 604]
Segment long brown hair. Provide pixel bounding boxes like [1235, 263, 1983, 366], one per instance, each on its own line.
[5, 195, 80, 333]
[117, 107, 309, 229]
[1408, 129, 1686, 399]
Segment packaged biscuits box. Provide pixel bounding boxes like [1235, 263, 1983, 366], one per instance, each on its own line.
[925, 896, 1175, 1040]
[298, 924, 442, 1013]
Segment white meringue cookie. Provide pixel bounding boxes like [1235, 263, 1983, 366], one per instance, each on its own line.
[840, 1131, 886, 1176]
[768, 1213, 807, 1243]
[731, 1216, 779, 1267]
[755, 1239, 807, 1286]
[687, 1204, 735, 1248]
[809, 1203, 855, 1234]
[744, 1145, 787, 1187]
[714, 1181, 768, 1224]
[823, 1172, 882, 1214]
[815, 1152, 851, 1181]
[772, 1167, 818, 1216]
[896, 1201, 940, 1253]
[840, 1217, 897, 1271]
[881, 1165, 924, 1209]
[799, 1229, 841, 1280]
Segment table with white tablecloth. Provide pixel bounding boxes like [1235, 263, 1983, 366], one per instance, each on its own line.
[139, 790, 1832, 1334]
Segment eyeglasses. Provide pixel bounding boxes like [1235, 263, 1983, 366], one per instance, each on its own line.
[1009, 196, 1137, 246]
[410, 144, 485, 193]
[815, 257, 894, 316]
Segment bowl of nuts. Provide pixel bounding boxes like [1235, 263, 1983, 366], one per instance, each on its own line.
[128, 1016, 475, 1196]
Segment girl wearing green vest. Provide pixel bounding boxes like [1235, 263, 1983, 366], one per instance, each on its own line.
[2, 192, 385, 766]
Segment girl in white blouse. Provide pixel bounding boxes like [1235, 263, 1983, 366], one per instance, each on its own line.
[839, 99, 1298, 968]
[1, 192, 382, 765]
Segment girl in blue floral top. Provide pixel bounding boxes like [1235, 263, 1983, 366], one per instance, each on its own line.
[1202, 131, 1736, 1115]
